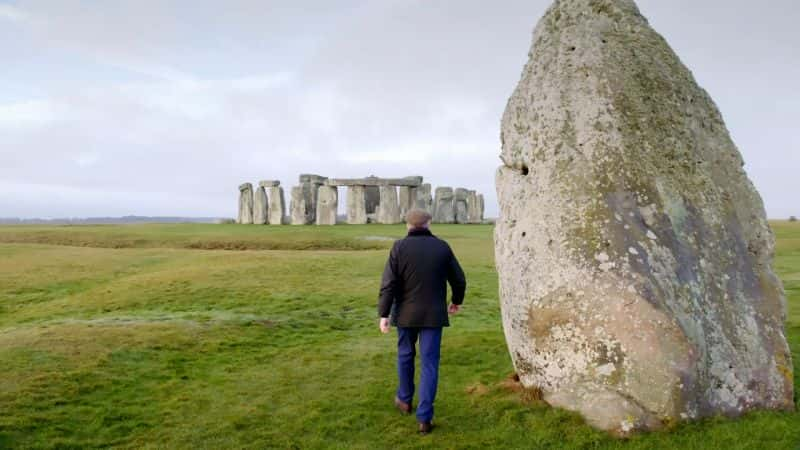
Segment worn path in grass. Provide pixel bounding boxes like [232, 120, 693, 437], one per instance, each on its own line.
[0, 223, 797, 449]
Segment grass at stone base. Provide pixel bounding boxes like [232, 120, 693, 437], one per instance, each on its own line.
[0, 223, 797, 449]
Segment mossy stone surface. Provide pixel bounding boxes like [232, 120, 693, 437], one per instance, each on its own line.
[495, 0, 793, 435]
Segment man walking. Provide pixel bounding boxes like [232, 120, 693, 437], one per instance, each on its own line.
[378, 209, 467, 435]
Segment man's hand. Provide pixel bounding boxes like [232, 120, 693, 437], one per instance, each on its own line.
[379, 318, 391, 334]
[448, 303, 460, 315]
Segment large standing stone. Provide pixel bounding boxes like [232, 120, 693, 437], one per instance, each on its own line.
[415, 183, 433, 213]
[299, 174, 328, 224]
[316, 186, 338, 225]
[237, 183, 254, 224]
[289, 186, 307, 225]
[377, 186, 401, 224]
[267, 187, 286, 225]
[253, 186, 268, 225]
[346, 186, 368, 224]
[466, 190, 481, 224]
[495, 0, 794, 435]
[365, 186, 380, 215]
[432, 187, 455, 224]
[398, 186, 417, 220]
[454, 188, 470, 224]
[477, 194, 485, 222]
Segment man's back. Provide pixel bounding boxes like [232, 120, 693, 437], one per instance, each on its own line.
[378, 228, 466, 328]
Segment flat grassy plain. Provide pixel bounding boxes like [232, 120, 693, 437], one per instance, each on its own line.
[0, 222, 797, 449]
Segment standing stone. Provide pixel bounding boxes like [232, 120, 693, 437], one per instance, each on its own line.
[289, 186, 307, 225]
[477, 194, 485, 222]
[299, 174, 328, 224]
[432, 187, 455, 224]
[377, 185, 401, 224]
[346, 186, 368, 224]
[253, 186, 268, 225]
[237, 183, 254, 224]
[466, 190, 481, 224]
[365, 186, 380, 214]
[415, 183, 433, 213]
[316, 186, 338, 225]
[454, 188, 470, 224]
[398, 186, 416, 220]
[495, 0, 794, 435]
[267, 187, 286, 225]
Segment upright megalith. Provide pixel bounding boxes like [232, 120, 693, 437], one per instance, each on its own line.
[346, 186, 368, 224]
[237, 183, 254, 224]
[253, 186, 268, 225]
[365, 185, 380, 215]
[377, 185, 401, 224]
[300, 174, 328, 224]
[433, 187, 455, 224]
[466, 190, 481, 224]
[289, 186, 307, 225]
[398, 186, 416, 220]
[495, 0, 793, 435]
[316, 185, 338, 225]
[415, 183, 433, 213]
[477, 194, 485, 223]
[454, 188, 470, 224]
[267, 186, 286, 225]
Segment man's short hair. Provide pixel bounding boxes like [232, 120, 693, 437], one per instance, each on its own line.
[406, 209, 432, 228]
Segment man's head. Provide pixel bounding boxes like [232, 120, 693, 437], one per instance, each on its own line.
[406, 209, 432, 230]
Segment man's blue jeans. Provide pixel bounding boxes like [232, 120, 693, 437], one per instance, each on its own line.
[396, 327, 443, 423]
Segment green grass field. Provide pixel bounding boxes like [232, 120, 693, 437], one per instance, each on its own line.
[0, 222, 797, 449]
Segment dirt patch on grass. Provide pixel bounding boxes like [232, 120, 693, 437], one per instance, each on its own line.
[499, 372, 545, 404]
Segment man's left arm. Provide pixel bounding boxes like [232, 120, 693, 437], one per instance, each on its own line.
[446, 248, 467, 313]
[377, 242, 400, 332]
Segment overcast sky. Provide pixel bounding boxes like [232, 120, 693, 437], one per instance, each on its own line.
[0, 0, 797, 219]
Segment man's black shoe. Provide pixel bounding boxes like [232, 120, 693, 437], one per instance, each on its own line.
[394, 397, 411, 414]
[418, 421, 433, 435]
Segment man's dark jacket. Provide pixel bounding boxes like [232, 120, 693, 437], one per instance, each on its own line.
[378, 228, 466, 328]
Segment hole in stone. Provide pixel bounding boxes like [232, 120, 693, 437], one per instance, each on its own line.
[522, 232, 527, 237]
[569, 46, 576, 51]
[601, 39, 607, 44]
[521, 165, 529, 176]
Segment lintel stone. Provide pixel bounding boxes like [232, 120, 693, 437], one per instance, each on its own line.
[325, 176, 423, 187]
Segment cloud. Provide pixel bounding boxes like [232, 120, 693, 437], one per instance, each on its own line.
[0, 4, 27, 22]
[0, 99, 55, 127]
[0, 0, 797, 220]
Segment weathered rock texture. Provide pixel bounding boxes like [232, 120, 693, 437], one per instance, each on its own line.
[237, 183, 254, 224]
[377, 186, 401, 224]
[316, 186, 338, 225]
[466, 190, 481, 224]
[347, 186, 368, 224]
[289, 186, 307, 225]
[477, 194, 485, 222]
[454, 188, 469, 224]
[267, 187, 286, 225]
[300, 174, 327, 224]
[433, 187, 455, 224]
[495, 0, 794, 435]
[365, 186, 380, 215]
[398, 186, 416, 220]
[253, 186, 268, 225]
[416, 183, 433, 213]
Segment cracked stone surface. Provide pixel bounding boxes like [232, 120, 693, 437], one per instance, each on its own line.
[253, 186, 268, 225]
[237, 183, 254, 225]
[495, 0, 794, 435]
